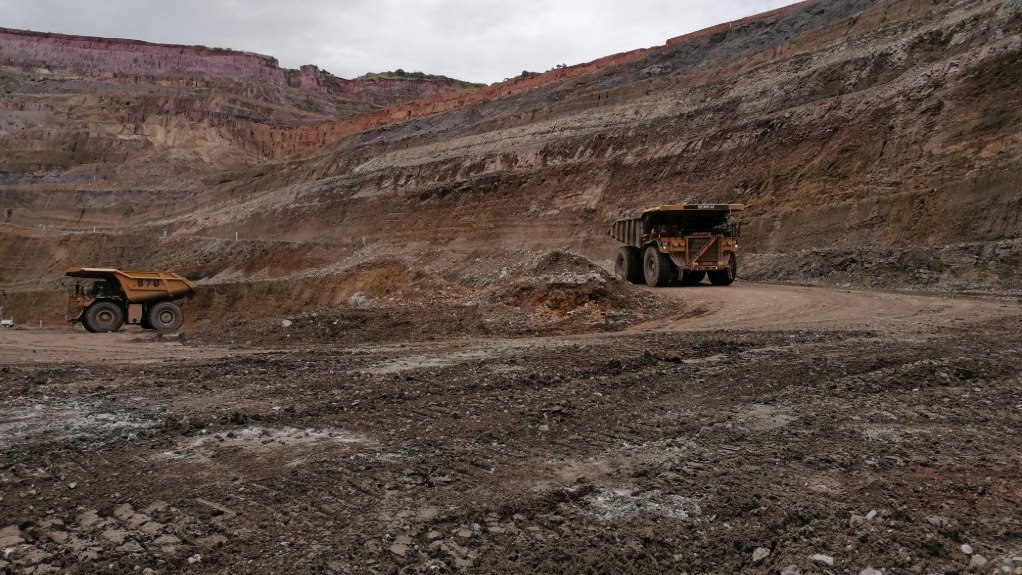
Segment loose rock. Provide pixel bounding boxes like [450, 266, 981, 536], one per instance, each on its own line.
[811, 554, 835, 566]
[390, 535, 412, 557]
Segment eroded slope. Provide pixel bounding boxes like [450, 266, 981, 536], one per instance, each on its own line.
[1, 0, 1020, 327]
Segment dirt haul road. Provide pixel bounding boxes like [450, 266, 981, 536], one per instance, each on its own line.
[1, 284, 1014, 364]
[636, 283, 1018, 335]
[1, 284, 1020, 574]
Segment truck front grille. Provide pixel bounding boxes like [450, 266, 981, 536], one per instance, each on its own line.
[688, 238, 719, 264]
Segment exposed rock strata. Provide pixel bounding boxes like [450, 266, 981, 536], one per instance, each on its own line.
[0, 27, 478, 177]
[1, 0, 1019, 322]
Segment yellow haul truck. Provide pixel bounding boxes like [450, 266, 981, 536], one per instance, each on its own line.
[609, 204, 745, 287]
[65, 267, 196, 332]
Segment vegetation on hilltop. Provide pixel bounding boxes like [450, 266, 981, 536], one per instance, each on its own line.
[357, 69, 486, 87]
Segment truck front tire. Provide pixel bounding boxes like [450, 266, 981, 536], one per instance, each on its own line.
[85, 301, 124, 333]
[708, 254, 738, 286]
[681, 270, 706, 285]
[148, 301, 184, 331]
[614, 247, 643, 284]
[643, 246, 674, 287]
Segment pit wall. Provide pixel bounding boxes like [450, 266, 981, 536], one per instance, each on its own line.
[2, 0, 1019, 319]
[0, 28, 469, 102]
[0, 28, 478, 180]
[148, 0, 1020, 258]
[0, 28, 283, 81]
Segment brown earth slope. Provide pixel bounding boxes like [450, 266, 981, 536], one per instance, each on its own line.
[0, 0, 1020, 326]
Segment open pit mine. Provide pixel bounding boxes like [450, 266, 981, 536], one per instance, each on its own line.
[0, 0, 1020, 573]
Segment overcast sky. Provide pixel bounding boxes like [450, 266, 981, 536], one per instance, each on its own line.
[1, 0, 795, 84]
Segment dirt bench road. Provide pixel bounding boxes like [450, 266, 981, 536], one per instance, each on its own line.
[639, 282, 1021, 335]
[0, 284, 1017, 366]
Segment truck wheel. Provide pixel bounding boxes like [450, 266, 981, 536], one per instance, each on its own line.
[708, 254, 738, 286]
[148, 301, 184, 331]
[85, 301, 124, 332]
[643, 246, 674, 287]
[681, 270, 706, 285]
[614, 247, 643, 284]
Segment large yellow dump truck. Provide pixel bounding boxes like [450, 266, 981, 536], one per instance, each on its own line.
[65, 267, 196, 332]
[609, 203, 745, 287]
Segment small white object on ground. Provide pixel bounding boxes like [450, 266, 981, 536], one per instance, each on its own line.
[810, 554, 835, 566]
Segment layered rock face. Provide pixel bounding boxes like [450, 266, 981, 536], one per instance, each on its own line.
[0, 28, 284, 80]
[0, 28, 477, 179]
[177, 0, 1020, 288]
[286, 65, 468, 107]
[2, 0, 1020, 322]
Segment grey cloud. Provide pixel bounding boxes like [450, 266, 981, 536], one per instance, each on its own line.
[0, 0, 795, 83]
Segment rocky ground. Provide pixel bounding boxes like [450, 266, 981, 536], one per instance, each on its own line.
[1, 283, 1020, 574]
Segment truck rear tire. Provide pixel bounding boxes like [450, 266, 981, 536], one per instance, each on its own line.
[643, 246, 674, 287]
[85, 301, 124, 333]
[614, 247, 643, 284]
[681, 270, 706, 285]
[82, 317, 98, 333]
[708, 254, 738, 286]
[148, 301, 184, 331]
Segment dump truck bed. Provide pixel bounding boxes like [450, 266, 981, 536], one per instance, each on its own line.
[609, 203, 745, 248]
[65, 267, 196, 303]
